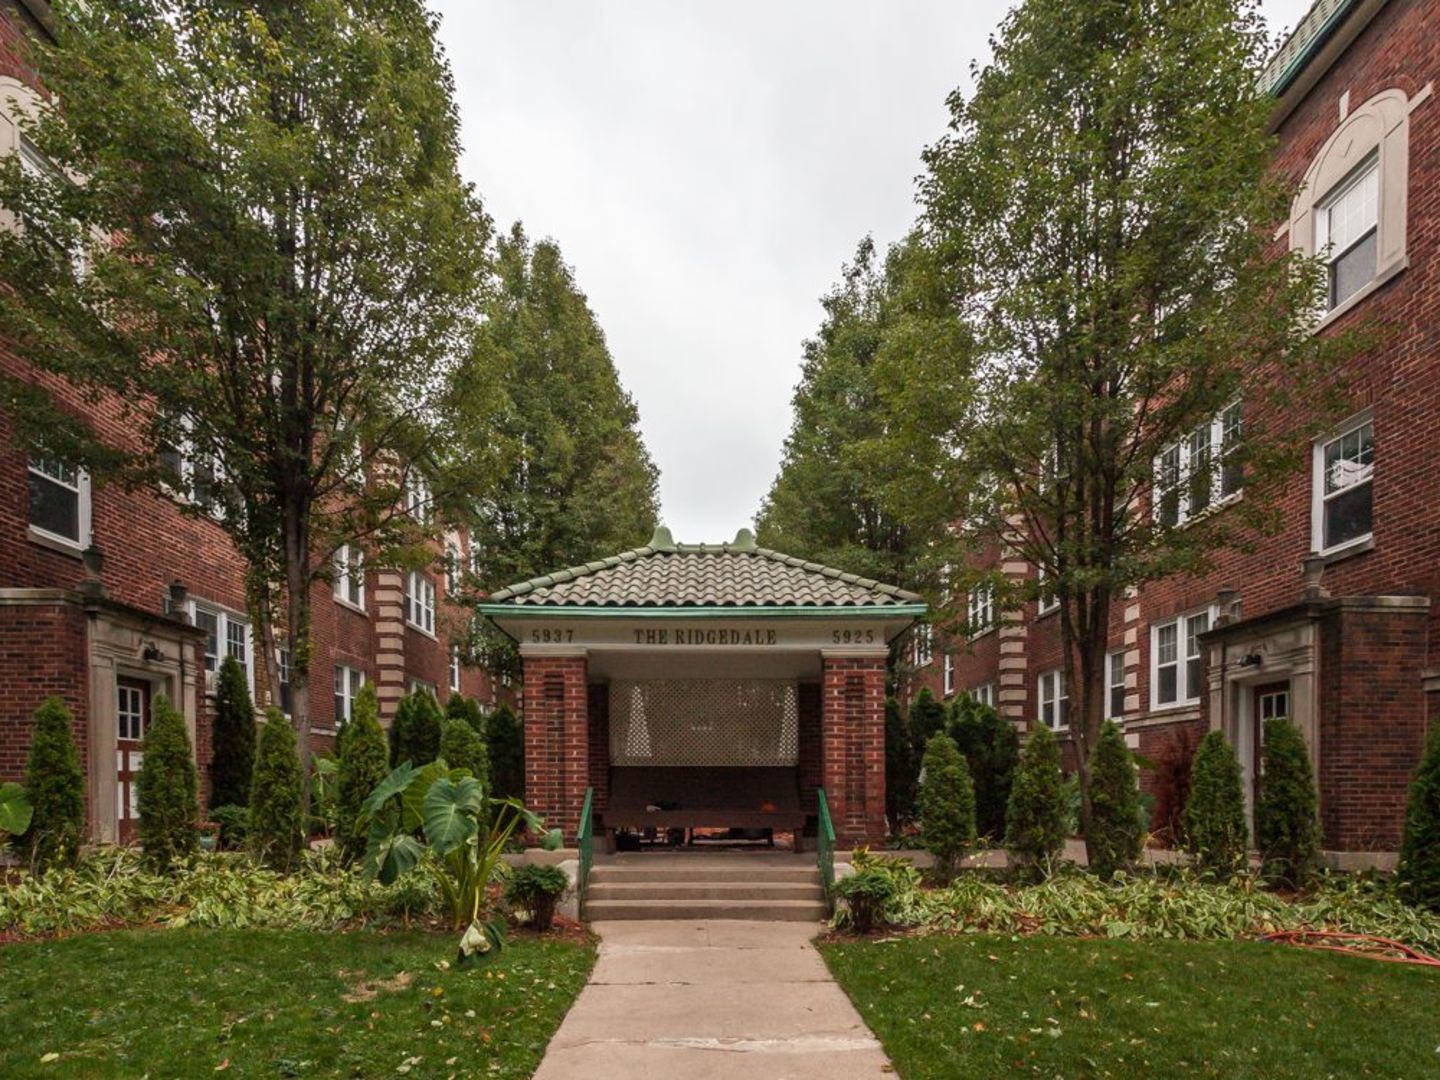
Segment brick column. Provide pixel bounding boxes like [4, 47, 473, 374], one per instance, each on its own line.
[820, 651, 887, 846]
[521, 651, 589, 841]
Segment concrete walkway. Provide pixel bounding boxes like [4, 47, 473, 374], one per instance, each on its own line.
[534, 920, 893, 1079]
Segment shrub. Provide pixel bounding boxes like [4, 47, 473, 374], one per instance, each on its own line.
[1149, 725, 1200, 847]
[440, 716, 487, 781]
[1004, 725, 1068, 871]
[447, 692, 486, 737]
[22, 697, 86, 870]
[1184, 731, 1248, 878]
[908, 688, 947, 746]
[834, 868, 898, 934]
[210, 804, 249, 851]
[136, 693, 199, 871]
[1257, 718, 1320, 889]
[249, 708, 305, 871]
[337, 684, 389, 864]
[1086, 721, 1143, 880]
[949, 695, 1019, 840]
[504, 863, 569, 932]
[1396, 725, 1440, 911]
[486, 702, 524, 803]
[209, 655, 255, 810]
[390, 689, 443, 767]
[916, 733, 976, 880]
[309, 754, 339, 836]
[884, 695, 918, 826]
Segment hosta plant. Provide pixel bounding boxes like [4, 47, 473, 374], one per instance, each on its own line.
[359, 760, 556, 963]
[504, 863, 570, 932]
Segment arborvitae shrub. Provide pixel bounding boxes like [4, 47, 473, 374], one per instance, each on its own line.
[916, 733, 976, 880]
[22, 696, 86, 870]
[486, 702, 524, 802]
[1150, 725, 1200, 847]
[1396, 725, 1440, 911]
[1086, 721, 1142, 880]
[249, 708, 305, 871]
[209, 655, 255, 810]
[337, 684, 389, 864]
[440, 716, 487, 782]
[884, 695, 918, 827]
[1257, 717, 1319, 888]
[136, 693, 199, 871]
[447, 692, 486, 737]
[1184, 730, 1248, 878]
[390, 690, 443, 767]
[950, 695, 1019, 841]
[908, 688, 947, 747]
[1004, 725, 1068, 870]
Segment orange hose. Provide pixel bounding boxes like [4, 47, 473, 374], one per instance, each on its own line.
[1260, 930, 1440, 967]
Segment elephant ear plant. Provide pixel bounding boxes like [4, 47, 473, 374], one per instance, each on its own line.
[359, 760, 557, 964]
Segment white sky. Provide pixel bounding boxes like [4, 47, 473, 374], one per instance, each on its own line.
[434, 0, 1318, 545]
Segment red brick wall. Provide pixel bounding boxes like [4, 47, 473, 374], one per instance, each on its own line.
[521, 654, 587, 839]
[0, 600, 87, 785]
[586, 682, 609, 813]
[797, 680, 822, 812]
[821, 655, 886, 845]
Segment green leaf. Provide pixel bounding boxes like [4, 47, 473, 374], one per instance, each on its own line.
[0, 781, 33, 836]
[401, 761, 454, 833]
[421, 776, 483, 856]
[360, 762, 416, 824]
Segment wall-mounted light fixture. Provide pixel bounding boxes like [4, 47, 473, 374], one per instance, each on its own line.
[142, 642, 166, 663]
[1237, 652, 1263, 668]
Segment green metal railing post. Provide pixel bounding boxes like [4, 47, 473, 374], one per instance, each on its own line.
[577, 787, 594, 913]
[816, 788, 835, 911]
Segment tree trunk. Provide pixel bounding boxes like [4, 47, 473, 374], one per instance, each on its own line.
[1075, 585, 1113, 867]
[285, 499, 313, 817]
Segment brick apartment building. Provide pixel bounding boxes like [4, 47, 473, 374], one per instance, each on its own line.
[0, 0, 506, 844]
[910, 0, 1438, 866]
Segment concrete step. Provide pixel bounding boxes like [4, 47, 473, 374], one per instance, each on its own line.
[590, 865, 821, 884]
[587, 881, 824, 902]
[584, 898, 830, 921]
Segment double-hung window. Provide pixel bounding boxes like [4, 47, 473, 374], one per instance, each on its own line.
[406, 571, 436, 635]
[405, 473, 432, 524]
[333, 544, 365, 609]
[942, 653, 955, 696]
[1036, 566, 1059, 615]
[1313, 417, 1374, 554]
[911, 624, 933, 668]
[1038, 669, 1068, 730]
[449, 645, 462, 693]
[277, 646, 293, 715]
[967, 583, 995, 636]
[191, 601, 252, 693]
[1155, 405, 1244, 527]
[1107, 651, 1126, 719]
[27, 454, 90, 550]
[158, 416, 223, 515]
[1316, 156, 1378, 311]
[972, 683, 995, 709]
[1151, 608, 1212, 709]
[334, 664, 364, 724]
[445, 536, 461, 594]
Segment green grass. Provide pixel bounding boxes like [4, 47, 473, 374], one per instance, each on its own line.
[0, 928, 594, 1079]
[822, 933, 1440, 1078]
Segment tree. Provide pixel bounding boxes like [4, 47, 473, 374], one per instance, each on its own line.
[1396, 726, 1440, 911]
[136, 693, 199, 871]
[1085, 721, 1142, 880]
[1004, 726, 1068, 870]
[916, 733, 976, 880]
[908, 688, 947, 748]
[209, 656, 255, 811]
[1256, 718, 1319, 888]
[755, 237, 924, 585]
[884, 695, 918, 827]
[949, 694, 1019, 840]
[0, 0, 498, 808]
[337, 684, 389, 864]
[486, 702, 524, 803]
[249, 709, 305, 871]
[390, 689, 443, 767]
[1184, 730, 1249, 878]
[21, 697, 85, 870]
[440, 716, 487, 783]
[877, 0, 1351, 867]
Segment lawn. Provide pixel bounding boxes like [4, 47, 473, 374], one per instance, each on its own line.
[0, 928, 594, 1079]
[822, 933, 1440, 1078]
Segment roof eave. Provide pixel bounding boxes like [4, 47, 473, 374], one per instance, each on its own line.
[475, 603, 929, 620]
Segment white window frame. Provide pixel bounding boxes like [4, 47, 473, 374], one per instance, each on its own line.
[26, 454, 91, 552]
[409, 677, 436, 698]
[1036, 565, 1059, 616]
[449, 644, 462, 694]
[1314, 154, 1379, 312]
[1153, 404, 1243, 528]
[972, 683, 995, 709]
[277, 645, 292, 716]
[942, 652, 955, 697]
[1150, 605, 1216, 711]
[406, 571, 436, 636]
[1311, 412, 1374, 556]
[190, 600, 253, 697]
[967, 583, 995, 637]
[158, 416, 225, 518]
[1106, 650, 1126, 720]
[405, 472, 433, 524]
[1038, 668, 1068, 731]
[333, 543, 365, 611]
[468, 536, 484, 578]
[334, 664, 365, 725]
[445, 534, 461, 594]
[911, 624, 933, 668]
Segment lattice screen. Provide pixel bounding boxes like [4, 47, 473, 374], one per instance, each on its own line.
[609, 679, 799, 766]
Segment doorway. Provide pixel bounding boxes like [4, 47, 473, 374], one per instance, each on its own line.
[1250, 681, 1291, 816]
[116, 677, 151, 843]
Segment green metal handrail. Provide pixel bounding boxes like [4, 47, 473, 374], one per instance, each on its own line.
[577, 787, 594, 913]
[816, 788, 835, 907]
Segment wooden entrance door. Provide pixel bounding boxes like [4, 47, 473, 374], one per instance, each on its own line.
[1251, 681, 1291, 813]
[116, 677, 151, 843]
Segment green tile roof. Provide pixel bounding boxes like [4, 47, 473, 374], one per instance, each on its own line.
[486, 527, 923, 609]
[1259, 0, 1359, 96]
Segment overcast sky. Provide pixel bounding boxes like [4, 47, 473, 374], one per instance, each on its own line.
[434, 0, 1318, 545]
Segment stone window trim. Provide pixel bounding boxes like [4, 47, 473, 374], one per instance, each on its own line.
[1288, 87, 1427, 330]
[1311, 407, 1374, 558]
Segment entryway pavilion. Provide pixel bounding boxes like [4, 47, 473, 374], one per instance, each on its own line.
[477, 527, 925, 851]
